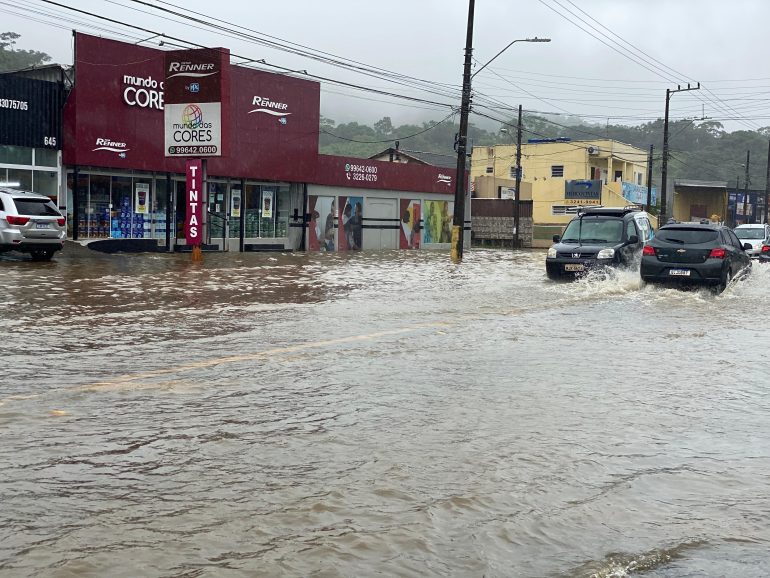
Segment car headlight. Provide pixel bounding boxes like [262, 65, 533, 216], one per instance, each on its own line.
[597, 248, 615, 259]
[547, 247, 557, 258]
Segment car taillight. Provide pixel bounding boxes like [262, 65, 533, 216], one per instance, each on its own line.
[709, 248, 726, 259]
[762, 245, 770, 253]
[57, 217, 66, 226]
[5, 215, 30, 225]
[642, 245, 655, 256]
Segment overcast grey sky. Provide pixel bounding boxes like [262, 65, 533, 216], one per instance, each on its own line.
[4, 0, 769, 132]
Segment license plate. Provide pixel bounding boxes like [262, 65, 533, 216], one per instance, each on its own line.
[669, 268, 690, 276]
[564, 263, 585, 272]
[35, 222, 50, 229]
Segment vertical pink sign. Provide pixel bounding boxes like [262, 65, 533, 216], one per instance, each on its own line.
[185, 159, 203, 245]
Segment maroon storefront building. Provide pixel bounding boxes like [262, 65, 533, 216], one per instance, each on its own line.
[62, 33, 467, 251]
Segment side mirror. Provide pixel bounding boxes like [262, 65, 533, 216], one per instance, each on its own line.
[743, 242, 753, 251]
[628, 235, 639, 245]
[553, 235, 561, 243]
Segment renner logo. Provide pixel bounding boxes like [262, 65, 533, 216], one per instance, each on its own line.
[437, 173, 452, 185]
[92, 138, 129, 154]
[167, 62, 218, 79]
[248, 96, 291, 117]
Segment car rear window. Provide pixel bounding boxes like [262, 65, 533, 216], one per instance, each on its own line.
[657, 228, 718, 244]
[734, 228, 765, 240]
[12, 198, 61, 217]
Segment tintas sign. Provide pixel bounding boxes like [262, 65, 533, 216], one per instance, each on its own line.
[164, 48, 229, 157]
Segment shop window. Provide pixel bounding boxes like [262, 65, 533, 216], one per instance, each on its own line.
[0, 145, 32, 165]
[551, 205, 580, 216]
[33, 170, 58, 198]
[34, 148, 58, 167]
[84, 175, 109, 238]
[207, 181, 227, 239]
[153, 178, 170, 240]
[7, 168, 32, 190]
[551, 165, 564, 178]
[244, 183, 260, 237]
[110, 176, 134, 238]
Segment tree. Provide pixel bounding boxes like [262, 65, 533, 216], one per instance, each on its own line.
[0, 31, 52, 72]
[373, 116, 394, 137]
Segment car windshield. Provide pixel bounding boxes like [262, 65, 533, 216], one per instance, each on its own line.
[657, 228, 718, 244]
[12, 198, 61, 217]
[734, 228, 765, 240]
[560, 217, 623, 244]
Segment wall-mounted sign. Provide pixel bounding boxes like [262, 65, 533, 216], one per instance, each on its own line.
[565, 179, 602, 200]
[621, 181, 657, 206]
[500, 187, 516, 200]
[185, 159, 202, 244]
[164, 48, 228, 157]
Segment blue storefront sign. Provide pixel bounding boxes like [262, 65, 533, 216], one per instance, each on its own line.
[621, 181, 657, 206]
[565, 179, 602, 200]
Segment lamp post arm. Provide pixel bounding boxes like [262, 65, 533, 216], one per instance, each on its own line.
[471, 37, 550, 79]
[471, 39, 520, 79]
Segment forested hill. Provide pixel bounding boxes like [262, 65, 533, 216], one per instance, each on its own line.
[319, 114, 770, 190]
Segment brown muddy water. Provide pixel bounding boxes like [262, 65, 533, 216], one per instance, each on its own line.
[1, 246, 769, 577]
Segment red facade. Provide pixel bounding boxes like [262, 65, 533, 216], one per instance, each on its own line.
[63, 34, 320, 181]
[63, 33, 456, 196]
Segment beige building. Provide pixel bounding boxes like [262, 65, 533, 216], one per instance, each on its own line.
[471, 139, 656, 247]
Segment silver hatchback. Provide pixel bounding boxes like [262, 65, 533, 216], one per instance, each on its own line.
[0, 187, 66, 261]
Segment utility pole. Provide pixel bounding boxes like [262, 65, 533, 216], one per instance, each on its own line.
[513, 104, 523, 248]
[765, 140, 770, 224]
[646, 144, 654, 212]
[743, 150, 750, 224]
[660, 83, 700, 225]
[450, 0, 475, 264]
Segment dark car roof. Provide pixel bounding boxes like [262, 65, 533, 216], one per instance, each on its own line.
[660, 222, 721, 231]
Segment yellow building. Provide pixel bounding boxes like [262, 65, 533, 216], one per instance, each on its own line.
[471, 139, 656, 247]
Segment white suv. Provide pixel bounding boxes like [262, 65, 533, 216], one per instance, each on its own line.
[0, 188, 66, 261]
[734, 223, 770, 258]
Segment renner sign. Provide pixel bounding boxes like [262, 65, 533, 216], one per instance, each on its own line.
[186, 159, 203, 244]
[164, 48, 227, 157]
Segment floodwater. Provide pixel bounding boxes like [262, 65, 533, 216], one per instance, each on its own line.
[1, 245, 769, 578]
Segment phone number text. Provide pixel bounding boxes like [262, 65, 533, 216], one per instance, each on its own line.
[0, 99, 28, 110]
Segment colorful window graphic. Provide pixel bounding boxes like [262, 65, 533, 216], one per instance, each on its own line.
[423, 200, 453, 244]
[400, 199, 421, 249]
[309, 195, 336, 251]
[338, 196, 363, 251]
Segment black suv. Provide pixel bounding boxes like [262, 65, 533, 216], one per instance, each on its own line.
[640, 222, 752, 292]
[546, 207, 653, 279]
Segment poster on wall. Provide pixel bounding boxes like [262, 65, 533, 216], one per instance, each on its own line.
[262, 189, 274, 219]
[400, 199, 421, 249]
[308, 195, 336, 251]
[135, 183, 149, 215]
[231, 188, 241, 218]
[338, 196, 363, 251]
[423, 200, 453, 244]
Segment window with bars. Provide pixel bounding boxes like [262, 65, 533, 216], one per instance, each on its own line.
[551, 165, 564, 178]
[551, 205, 581, 216]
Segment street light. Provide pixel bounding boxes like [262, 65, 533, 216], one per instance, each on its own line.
[471, 37, 551, 80]
[450, 16, 551, 263]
